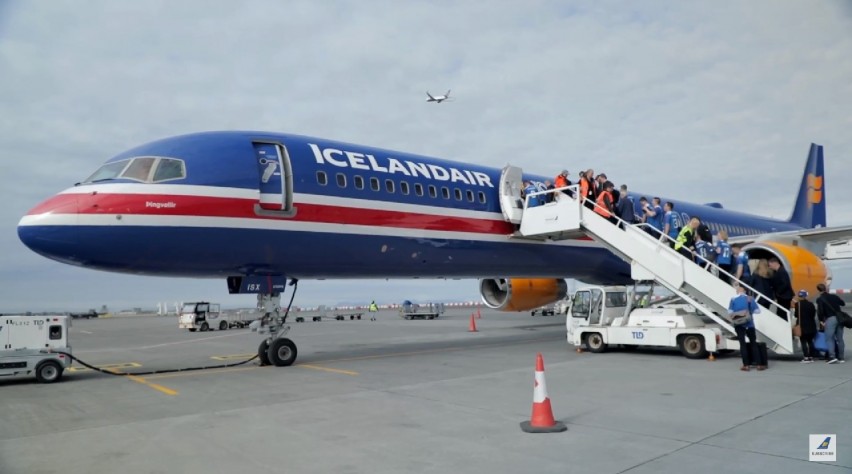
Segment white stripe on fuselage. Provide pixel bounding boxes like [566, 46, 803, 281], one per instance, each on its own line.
[18, 213, 601, 248]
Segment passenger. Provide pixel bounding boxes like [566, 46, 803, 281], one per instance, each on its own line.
[640, 197, 662, 237]
[768, 257, 794, 319]
[695, 223, 715, 269]
[662, 202, 679, 246]
[674, 217, 699, 260]
[715, 230, 733, 283]
[594, 173, 607, 198]
[816, 283, 846, 364]
[616, 184, 636, 228]
[543, 179, 555, 203]
[554, 170, 573, 197]
[594, 181, 617, 224]
[732, 245, 752, 288]
[728, 285, 762, 371]
[751, 259, 775, 309]
[794, 290, 818, 363]
[523, 180, 540, 208]
[694, 234, 713, 269]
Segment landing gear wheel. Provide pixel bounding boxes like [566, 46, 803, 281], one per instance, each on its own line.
[258, 340, 271, 366]
[36, 360, 63, 383]
[200, 322, 209, 332]
[219, 321, 228, 331]
[679, 335, 707, 359]
[586, 333, 607, 353]
[267, 338, 298, 367]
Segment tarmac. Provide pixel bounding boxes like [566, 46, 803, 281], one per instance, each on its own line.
[1, 308, 850, 473]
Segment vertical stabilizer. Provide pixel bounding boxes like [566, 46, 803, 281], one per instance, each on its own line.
[788, 143, 826, 228]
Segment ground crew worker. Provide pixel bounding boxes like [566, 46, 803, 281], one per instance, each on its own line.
[369, 300, 379, 320]
[554, 170, 572, 197]
[595, 181, 617, 224]
[580, 171, 595, 209]
[674, 217, 700, 260]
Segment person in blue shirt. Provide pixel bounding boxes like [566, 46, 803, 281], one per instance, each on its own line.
[523, 180, 540, 208]
[732, 245, 751, 287]
[728, 285, 763, 371]
[715, 230, 733, 283]
[662, 202, 679, 247]
[650, 197, 664, 232]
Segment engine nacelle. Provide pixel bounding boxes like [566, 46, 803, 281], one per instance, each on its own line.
[744, 241, 830, 298]
[479, 278, 568, 311]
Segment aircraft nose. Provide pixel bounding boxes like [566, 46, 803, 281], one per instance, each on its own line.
[17, 193, 81, 264]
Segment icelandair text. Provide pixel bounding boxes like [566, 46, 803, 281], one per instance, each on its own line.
[309, 143, 493, 188]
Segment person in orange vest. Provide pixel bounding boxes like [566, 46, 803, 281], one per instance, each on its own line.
[554, 170, 572, 198]
[595, 181, 617, 224]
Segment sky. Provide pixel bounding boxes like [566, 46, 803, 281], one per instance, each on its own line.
[1, 1, 851, 312]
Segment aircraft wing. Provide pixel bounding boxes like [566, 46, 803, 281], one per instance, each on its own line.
[729, 225, 852, 260]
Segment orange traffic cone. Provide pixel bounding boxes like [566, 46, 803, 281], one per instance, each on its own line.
[520, 353, 567, 433]
[468, 313, 478, 332]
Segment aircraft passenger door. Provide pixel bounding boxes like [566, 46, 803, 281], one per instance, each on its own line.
[499, 165, 524, 224]
[253, 141, 295, 217]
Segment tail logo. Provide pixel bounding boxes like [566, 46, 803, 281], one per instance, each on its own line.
[818, 437, 831, 450]
[807, 174, 823, 205]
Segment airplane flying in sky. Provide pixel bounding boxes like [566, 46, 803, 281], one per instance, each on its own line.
[426, 90, 451, 103]
[17, 132, 852, 365]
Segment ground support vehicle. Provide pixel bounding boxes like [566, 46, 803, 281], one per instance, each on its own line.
[0, 315, 72, 383]
[179, 302, 235, 331]
[566, 286, 738, 359]
[399, 303, 445, 320]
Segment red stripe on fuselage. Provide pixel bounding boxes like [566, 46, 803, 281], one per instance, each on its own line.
[30, 192, 524, 235]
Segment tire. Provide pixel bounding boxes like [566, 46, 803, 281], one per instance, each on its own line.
[679, 335, 707, 359]
[530, 311, 535, 317]
[188, 328, 197, 332]
[35, 360, 63, 383]
[267, 338, 298, 367]
[258, 340, 271, 366]
[219, 321, 228, 331]
[586, 333, 607, 353]
[200, 322, 209, 332]
[296, 317, 304, 323]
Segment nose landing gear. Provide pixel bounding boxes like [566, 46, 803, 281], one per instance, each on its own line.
[254, 279, 299, 367]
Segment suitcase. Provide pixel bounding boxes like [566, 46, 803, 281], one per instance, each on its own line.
[756, 342, 768, 368]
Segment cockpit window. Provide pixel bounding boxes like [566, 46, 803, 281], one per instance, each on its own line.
[83, 157, 186, 184]
[152, 158, 186, 182]
[85, 160, 131, 182]
[121, 157, 157, 181]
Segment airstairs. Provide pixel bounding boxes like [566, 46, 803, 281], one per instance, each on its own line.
[508, 181, 795, 354]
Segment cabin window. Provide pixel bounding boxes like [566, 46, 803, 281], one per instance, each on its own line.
[400, 181, 410, 195]
[385, 179, 395, 193]
[152, 158, 186, 182]
[354, 175, 364, 190]
[415, 183, 424, 197]
[454, 188, 462, 201]
[370, 177, 380, 191]
[466, 190, 474, 202]
[478, 191, 486, 203]
[121, 157, 157, 182]
[49, 325, 62, 340]
[317, 171, 328, 186]
[441, 187, 450, 199]
[428, 185, 437, 198]
[336, 173, 347, 188]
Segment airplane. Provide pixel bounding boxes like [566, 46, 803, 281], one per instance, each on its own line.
[17, 131, 852, 366]
[426, 90, 451, 103]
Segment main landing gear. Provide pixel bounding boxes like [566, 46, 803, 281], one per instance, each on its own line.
[254, 283, 299, 367]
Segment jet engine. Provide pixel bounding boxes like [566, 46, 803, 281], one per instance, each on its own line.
[479, 278, 568, 311]
[744, 242, 829, 298]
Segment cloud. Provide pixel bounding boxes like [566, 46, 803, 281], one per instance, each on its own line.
[1, 1, 852, 311]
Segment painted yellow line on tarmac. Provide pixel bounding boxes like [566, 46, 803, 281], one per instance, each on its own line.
[146, 366, 261, 380]
[125, 374, 179, 396]
[210, 353, 255, 361]
[68, 362, 142, 373]
[297, 364, 359, 376]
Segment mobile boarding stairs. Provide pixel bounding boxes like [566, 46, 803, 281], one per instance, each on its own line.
[502, 178, 794, 355]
